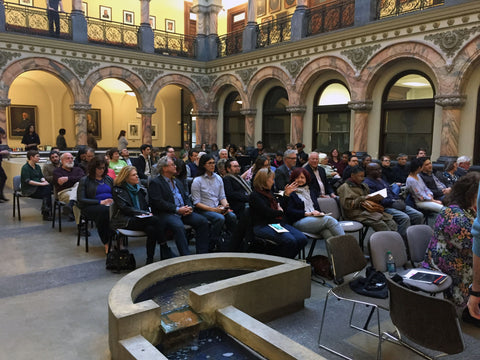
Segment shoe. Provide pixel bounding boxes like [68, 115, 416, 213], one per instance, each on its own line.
[145, 257, 154, 265]
[0, 195, 9, 201]
[462, 307, 480, 327]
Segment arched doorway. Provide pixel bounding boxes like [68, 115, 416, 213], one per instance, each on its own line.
[262, 86, 289, 152]
[380, 72, 435, 158]
[312, 81, 351, 152]
[223, 91, 244, 147]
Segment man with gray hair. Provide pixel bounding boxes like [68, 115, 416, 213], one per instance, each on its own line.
[275, 149, 297, 191]
[456, 155, 471, 178]
[218, 148, 229, 160]
[53, 152, 84, 220]
[149, 156, 210, 255]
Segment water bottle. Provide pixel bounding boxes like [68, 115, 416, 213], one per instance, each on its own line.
[386, 251, 396, 276]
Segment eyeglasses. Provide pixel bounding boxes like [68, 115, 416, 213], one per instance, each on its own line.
[286, 157, 297, 160]
[205, 161, 216, 165]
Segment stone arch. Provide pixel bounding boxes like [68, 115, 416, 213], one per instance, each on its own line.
[247, 66, 293, 107]
[361, 42, 445, 99]
[149, 73, 206, 112]
[296, 56, 355, 105]
[451, 35, 480, 95]
[209, 74, 246, 109]
[83, 66, 148, 108]
[0, 57, 81, 101]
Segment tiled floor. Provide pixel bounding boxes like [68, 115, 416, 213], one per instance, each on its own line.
[1, 191, 479, 360]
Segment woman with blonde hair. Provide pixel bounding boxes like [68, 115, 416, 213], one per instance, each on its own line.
[249, 168, 307, 258]
[111, 166, 166, 264]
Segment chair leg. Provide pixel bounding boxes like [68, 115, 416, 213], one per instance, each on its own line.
[17, 196, 21, 221]
[58, 203, 62, 232]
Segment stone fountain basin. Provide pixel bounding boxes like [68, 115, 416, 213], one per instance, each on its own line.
[108, 252, 326, 360]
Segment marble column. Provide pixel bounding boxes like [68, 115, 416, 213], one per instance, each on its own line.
[70, 103, 91, 147]
[348, 100, 372, 153]
[137, 107, 156, 145]
[138, 0, 154, 54]
[435, 95, 466, 159]
[243, 0, 258, 52]
[240, 108, 257, 148]
[286, 106, 306, 145]
[71, 0, 87, 43]
[291, 0, 308, 41]
[0, 98, 11, 146]
[194, 111, 218, 146]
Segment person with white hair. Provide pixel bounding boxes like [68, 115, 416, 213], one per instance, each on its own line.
[456, 155, 471, 178]
[318, 152, 341, 180]
[218, 148, 229, 160]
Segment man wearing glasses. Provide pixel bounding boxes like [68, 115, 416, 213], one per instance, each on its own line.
[275, 149, 297, 191]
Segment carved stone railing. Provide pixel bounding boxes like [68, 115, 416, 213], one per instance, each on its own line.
[87, 18, 138, 49]
[376, 0, 445, 19]
[307, 0, 355, 37]
[153, 29, 196, 58]
[257, 13, 292, 49]
[5, 2, 72, 39]
[217, 28, 243, 58]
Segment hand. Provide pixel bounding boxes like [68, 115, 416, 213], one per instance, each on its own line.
[41, 180, 49, 186]
[442, 187, 451, 194]
[311, 210, 323, 216]
[284, 181, 298, 196]
[100, 198, 113, 206]
[177, 206, 192, 216]
[467, 295, 480, 320]
[57, 176, 68, 185]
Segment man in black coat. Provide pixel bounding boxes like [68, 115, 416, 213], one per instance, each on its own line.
[223, 159, 252, 219]
[275, 149, 297, 191]
[132, 144, 152, 184]
[304, 152, 336, 199]
[149, 156, 210, 254]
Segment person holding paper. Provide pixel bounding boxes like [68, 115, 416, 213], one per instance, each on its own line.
[111, 166, 166, 264]
[249, 168, 307, 258]
[364, 163, 423, 239]
[285, 167, 344, 240]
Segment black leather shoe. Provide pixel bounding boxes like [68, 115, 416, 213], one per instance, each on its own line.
[462, 307, 480, 327]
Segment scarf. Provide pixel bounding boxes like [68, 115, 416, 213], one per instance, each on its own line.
[125, 183, 141, 209]
[295, 185, 315, 213]
[224, 173, 252, 194]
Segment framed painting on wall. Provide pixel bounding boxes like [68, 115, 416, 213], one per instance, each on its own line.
[151, 124, 158, 139]
[123, 10, 134, 25]
[100, 5, 112, 21]
[8, 105, 37, 139]
[269, 0, 281, 13]
[165, 19, 175, 33]
[128, 123, 141, 139]
[82, 2, 88, 16]
[257, 0, 266, 17]
[86, 109, 101, 139]
[149, 16, 156, 30]
[19, 0, 33, 6]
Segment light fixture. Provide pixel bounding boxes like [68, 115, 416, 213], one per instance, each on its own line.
[236, 100, 242, 104]
[400, 81, 429, 87]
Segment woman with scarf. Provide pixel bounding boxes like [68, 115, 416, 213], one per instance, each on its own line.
[285, 167, 344, 240]
[249, 168, 307, 258]
[111, 166, 165, 264]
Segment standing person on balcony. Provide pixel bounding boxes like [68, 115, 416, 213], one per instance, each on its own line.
[46, 0, 65, 38]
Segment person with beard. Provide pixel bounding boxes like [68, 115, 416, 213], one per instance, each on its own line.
[42, 150, 61, 185]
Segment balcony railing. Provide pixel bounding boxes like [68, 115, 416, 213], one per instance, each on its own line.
[87, 18, 138, 49]
[307, 0, 355, 37]
[153, 30, 195, 58]
[376, 0, 444, 19]
[257, 13, 292, 49]
[217, 29, 243, 58]
[5, 2, 72, 39]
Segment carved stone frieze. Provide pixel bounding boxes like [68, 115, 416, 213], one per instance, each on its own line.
[240, 108, 257, 116]
[348, 100, 373, 111]
[136, 107, 157, 115]
[132, 67, 163, 85]
[70, 103, 91, 112]
[191, 75, 217, 92]
[434, 95, 467, 108]
[424, 27, 480, 57]
[0, 51, 21, 68]
[235, 67, 257, 86]
[280, 58, 309, 78]
[61, 59, 100, 78]
[286, 106, 307, 114]
[341, 45, 381, 70]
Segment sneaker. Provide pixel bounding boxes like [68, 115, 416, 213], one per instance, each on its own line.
[462, 307, 480, 327]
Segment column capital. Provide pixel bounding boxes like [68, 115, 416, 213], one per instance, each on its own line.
[0, 98, 10, 107]
[348, 100, 373, 111]
[434, 95, 467, 108]
[70, 103, 91, 112]
[286, 105, 307, 114]
[192, 111, 219, 117]
[240, 108, 257, 116]
[136, 107, 156, 115]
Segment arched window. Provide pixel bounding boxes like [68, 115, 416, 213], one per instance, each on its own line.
[380, 72, 435, 158]
[223, 91, 244, 147]
[313, 81, 351, 152]
[262, 86, 290, 152]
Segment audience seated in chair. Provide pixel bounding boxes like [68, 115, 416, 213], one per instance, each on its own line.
[274, 149, 297, 191]
[42, 150, 61, 185]
[20, 150, 53, 220]
[341, 154, 359, 181]
[392, 153, 409, 185]
[337, 165, 397, 232]
[304, 152, 336, 199]
[455, 155, 471, 178]
[419, 157, 451, 202]
[132, 144, 152, 186]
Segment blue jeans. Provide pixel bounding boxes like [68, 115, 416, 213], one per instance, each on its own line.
[253, 224, 307, 258]
[159, 212, 209, 255]
[384, 205, 424, 239]
[196, 210, 237, 251]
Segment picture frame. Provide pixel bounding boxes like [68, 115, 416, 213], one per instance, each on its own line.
[123, 10, 134, 25]
[128, 123, 141, 140]
[19, 0, 33, 6]
[149, 15, 156, 30]
[86, 109, 101, 139]
[82, 1, 88, 16]
[284, 0, 296, 9]
[151, 124, 158, 139]
[100, 5, 112, 21]
[256, 0, 266, 17]
[165, 19, 175, 33]
[270, 0, 281, 13]
[8, 105, 37, 139]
